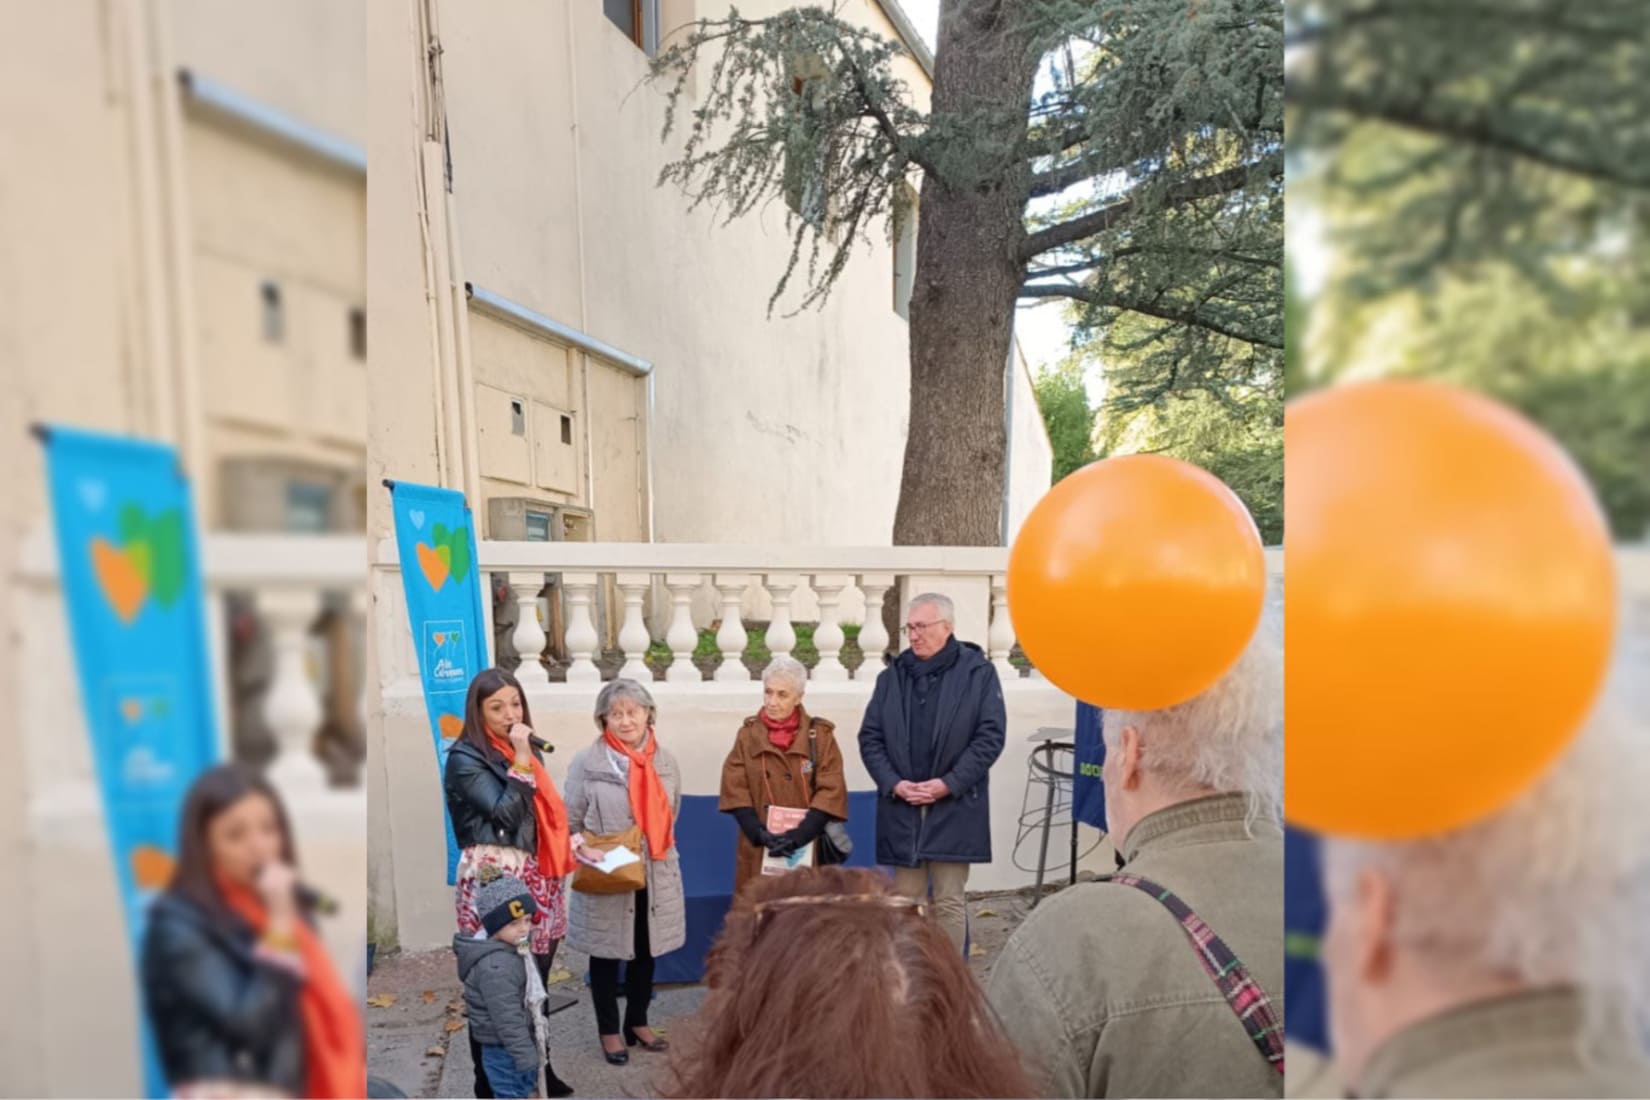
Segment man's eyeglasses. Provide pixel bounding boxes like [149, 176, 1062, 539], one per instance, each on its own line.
[900, 620, 946, 637]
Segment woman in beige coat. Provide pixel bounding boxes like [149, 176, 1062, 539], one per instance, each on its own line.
[565, 678, 686, 1067]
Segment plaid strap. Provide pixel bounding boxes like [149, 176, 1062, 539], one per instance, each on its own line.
[1106, 873, 1285, 1076]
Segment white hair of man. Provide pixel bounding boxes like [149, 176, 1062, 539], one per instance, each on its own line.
[907, 592, 955, 624]
[1101, 630, 1283, 826]
[762, 655, 808, 694]
[1323, 642, 1650, 1045]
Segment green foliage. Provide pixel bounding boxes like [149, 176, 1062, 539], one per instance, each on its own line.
[1290, 0, 1650, 538]
[1032, 0, 1284, 404]
[1288, 0, 1648, 299]
[1033, 358, 1099, 482]
[651, 1, 1284, 395]
[1100, 383, 1283, 543]
[650, 4, 926, 314]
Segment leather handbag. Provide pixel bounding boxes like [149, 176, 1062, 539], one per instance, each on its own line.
[571, 824, 646, 895]
[808, 724, 852, 865]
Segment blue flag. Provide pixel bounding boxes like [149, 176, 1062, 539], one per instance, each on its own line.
[1072, 701, 1106, 829]
[43, 426, 221, 1098]
[389, 480, 489, 884]
[1285, 825, 1330, 1051]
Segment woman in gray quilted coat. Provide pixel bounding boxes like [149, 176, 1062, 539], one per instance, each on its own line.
[565, 677, 686, 1066]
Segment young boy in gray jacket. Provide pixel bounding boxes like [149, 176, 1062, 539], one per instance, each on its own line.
[454, 869, 548, 1098]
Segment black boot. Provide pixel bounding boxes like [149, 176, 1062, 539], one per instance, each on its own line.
[544, 1053, 575, 1099]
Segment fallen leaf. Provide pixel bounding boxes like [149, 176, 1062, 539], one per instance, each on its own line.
[446, 1020, 466, 1033]
[545, 968, 575, 985]
[448, 998, 466, 1012]
[426, 1046, 446, 1058]
[968, 943, 987, 958]
[366, 994, 397, 1008]
[976, 908, 998, 919]
[422, 990, 437, 1004]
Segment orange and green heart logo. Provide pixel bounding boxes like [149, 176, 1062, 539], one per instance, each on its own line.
[415, 522, 472, 593]
[120, 698, 145, 724]
[90, 503, 186, 624]
[438, 713, 464, 740]
[131, 845, 176, 891]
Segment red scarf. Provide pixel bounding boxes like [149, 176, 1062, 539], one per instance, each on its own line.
[760, 709, 802, 751]
[603, 730, 675, 859]
[488, 733, 575, 877]
[216, 876, 366, 1099]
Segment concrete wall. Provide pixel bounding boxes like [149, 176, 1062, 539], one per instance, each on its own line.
[374, 0, 1052, 553]
[1, 2, 366, 1093]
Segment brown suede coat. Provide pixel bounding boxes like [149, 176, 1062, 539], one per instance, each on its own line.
[717, 709, 849, 893]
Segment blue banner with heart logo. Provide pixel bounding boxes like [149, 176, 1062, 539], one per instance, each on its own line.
[42, 426, 221, 1098]
[1071, 701, 1107, 829]
[389, 480, 489, 884]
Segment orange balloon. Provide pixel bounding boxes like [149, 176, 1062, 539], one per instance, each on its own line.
[1008, 454, 1266, 710]
[1286, 380, 1616, 840]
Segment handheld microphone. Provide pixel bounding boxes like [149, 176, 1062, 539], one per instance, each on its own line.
[529, 734, 555, 754]
[297, 882, 340, 917]
[258, 864, 340, 917]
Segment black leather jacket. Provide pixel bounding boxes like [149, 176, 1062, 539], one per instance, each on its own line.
[444, 737, 540, 852]
[140, 891, 305, 1094]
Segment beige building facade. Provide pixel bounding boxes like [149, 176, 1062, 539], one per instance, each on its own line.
[364, 0, 1054, 949]
[1, 2, 366, 1093]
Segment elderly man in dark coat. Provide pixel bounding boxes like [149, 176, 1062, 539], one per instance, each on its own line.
[858, 592, 1006, 950]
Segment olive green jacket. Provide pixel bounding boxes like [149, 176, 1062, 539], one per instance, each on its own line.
[1355, 988, 1650, 1098]
[987, 793, 1284, 1098]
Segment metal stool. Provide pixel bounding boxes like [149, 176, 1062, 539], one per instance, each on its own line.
[1016, 727, 1082, 907]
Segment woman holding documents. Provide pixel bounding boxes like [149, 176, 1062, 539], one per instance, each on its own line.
[718, 655, 849, 893]
[445, 667, 576, 1098]
[565, 677, 686, 1066]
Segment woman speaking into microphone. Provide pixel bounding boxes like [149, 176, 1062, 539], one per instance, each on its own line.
[141, 764, 364, 1099]
[444, 667, 576, 1098]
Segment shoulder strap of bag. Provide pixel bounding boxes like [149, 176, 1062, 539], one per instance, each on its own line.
[1103, 874, 1285, 1076]
[807, 721, 820, 802]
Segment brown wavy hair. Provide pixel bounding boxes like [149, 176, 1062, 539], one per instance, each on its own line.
[659, 867, 1037, 1098]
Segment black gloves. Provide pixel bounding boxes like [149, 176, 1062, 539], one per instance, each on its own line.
[730, 807, 772, 848]
[732, 806, 837, 856]
[767, 809, 833, 857]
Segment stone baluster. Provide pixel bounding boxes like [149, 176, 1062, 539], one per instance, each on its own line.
[510, 573, 552, 688]
[764, 574, 800, 666]
[205, 587, 233, 760]
[663, 573, 703, 683]
[810, 574, 850, 682]
[261, 588, 327, 792]
[615, 573, 654, 682]
[855, 573, 894, 678]
[714, 574, 752, 682]
[352, 586, 371, 731]
[562, 573, 602, 684]
[989, 575, 1018, 681]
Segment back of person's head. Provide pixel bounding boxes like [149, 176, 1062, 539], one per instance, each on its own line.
[1324, 639, 1650, 1069]
[661, 867, 1033, 1099]
[1103, 627, 1282, 824]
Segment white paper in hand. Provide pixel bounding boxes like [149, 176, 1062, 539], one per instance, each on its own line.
[585, 846, 641, 875]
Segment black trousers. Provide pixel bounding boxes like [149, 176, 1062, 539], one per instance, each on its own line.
[588, 889, 655, 1035]
[471, 944, 560, 1099]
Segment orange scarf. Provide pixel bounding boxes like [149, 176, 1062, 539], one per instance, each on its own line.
[603, 730, 675, 859]
[217, 877, 365, 1100]
[488, 733, 576, 877]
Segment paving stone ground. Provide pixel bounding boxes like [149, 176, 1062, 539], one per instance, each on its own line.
[367, 888, 1039, 1099]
